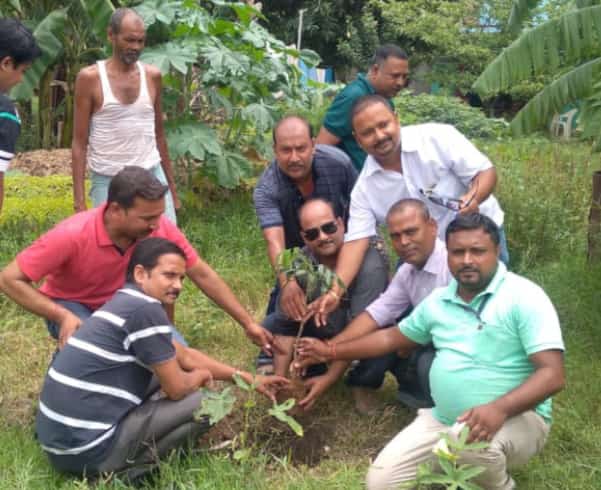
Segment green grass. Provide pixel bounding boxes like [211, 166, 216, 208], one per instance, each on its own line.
[1, 137, 601, 489]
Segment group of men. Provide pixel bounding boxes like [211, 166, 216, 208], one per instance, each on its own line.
[0, 9, 565, 490]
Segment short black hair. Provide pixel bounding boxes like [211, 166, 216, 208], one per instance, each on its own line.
[445, 213, 500, 246]
[298, 197, 339, 225]
[272, 115, 313, 145]
[110, 7, 144, 34]
[350, 94, 396, 130]
[386, 198, 431, 222]
[107, 167, 168, 209]
[126, 237, 186, 282]
[0, 18, 42, 66]
[372, 45, 408, 66]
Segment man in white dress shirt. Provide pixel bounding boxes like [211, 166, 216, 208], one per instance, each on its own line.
[313, 94, 507, 325]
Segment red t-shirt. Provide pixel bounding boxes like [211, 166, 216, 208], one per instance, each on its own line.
[17, 206, 199, 310]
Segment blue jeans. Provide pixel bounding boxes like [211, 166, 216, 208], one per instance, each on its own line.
[46, 299, 188, 346]
[89, 165, 177, 224]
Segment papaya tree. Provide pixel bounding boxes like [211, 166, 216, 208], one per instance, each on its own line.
[473, 0, 601, 147]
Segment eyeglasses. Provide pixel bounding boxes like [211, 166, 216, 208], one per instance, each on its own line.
[301, 221, 338, 241]
[419, 181, 478, 212]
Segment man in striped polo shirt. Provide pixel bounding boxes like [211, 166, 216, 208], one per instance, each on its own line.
[0, 18, 41, 215]
[36, 237, 288, 479]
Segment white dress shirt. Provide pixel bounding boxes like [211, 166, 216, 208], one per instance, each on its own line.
[366, 239, 451, 327]
[345, 123, 504, 242]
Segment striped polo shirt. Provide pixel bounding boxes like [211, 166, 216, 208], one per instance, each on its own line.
[35, 285, 176, 463]
[0, 93, 21, 172]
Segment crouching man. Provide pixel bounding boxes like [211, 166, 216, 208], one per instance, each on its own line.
[35, 237, 288, 479]
[297, 214, 565, 489]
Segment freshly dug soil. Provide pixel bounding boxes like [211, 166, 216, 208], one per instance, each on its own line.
[11, 149, 72, 176]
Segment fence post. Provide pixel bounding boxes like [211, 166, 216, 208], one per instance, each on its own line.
[587, 170, 601, 261]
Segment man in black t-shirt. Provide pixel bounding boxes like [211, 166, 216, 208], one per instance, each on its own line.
[36, 237, 288, 480]
[0, 18, 41, 214]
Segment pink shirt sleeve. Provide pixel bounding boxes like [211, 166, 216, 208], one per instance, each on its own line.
[156, 217, 199, 269]
[16, 225, 76, 282]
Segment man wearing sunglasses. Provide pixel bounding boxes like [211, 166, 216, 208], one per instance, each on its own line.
[263, 198, 389, 414]
[313, 94, 507, 327]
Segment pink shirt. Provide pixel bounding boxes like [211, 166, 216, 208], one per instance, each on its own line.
[17, 206, 199, 310]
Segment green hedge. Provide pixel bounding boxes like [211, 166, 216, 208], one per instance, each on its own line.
[393, 91, 509, 139]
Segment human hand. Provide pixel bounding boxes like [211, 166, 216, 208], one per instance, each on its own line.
[73, 200, 87, 214]
[280, 279, 308, 321]
[458, 189, 479, 215]
[57, 311, 82, 349]
[456, 402, 508, 443]
[170, 185, 182, 210]
[196, 368, 215, 388]
[308, 290, 340, 327]
[299, 375, 335, 411]
[296, 337, 331, 364]
[244, 322, 280, 356]
[254, 374, 291, 402]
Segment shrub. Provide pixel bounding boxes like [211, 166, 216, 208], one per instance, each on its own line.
[393, 91, 509, 139]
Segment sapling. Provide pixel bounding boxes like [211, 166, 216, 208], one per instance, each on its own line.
[276, 247, 346, 401]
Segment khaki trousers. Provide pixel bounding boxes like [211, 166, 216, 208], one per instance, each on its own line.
[366, 408, 549, 490]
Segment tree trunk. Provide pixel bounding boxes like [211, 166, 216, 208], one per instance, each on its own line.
[587, 170, 601, 261]
[38, 68, 54, 150]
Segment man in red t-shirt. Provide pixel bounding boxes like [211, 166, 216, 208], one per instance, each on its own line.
[0, 167, 273, 352]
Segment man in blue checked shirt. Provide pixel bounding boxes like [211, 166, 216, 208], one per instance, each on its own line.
[0, 18, 41, 215]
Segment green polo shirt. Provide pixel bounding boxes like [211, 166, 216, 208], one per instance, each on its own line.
[323, 73, 394, 171]
[399, 262, 564, 426]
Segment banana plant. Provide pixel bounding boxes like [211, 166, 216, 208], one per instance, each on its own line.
[473, 0, 601, 148]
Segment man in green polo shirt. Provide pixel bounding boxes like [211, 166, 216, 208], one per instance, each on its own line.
[296, 213, 565, 490]
[316, 45, 409, 170]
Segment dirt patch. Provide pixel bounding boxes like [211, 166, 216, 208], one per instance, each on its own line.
[11, 149, 72, 176]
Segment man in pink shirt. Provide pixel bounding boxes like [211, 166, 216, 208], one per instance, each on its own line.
[0, 167, 273, 352]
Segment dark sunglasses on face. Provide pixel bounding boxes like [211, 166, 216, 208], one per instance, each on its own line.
[301, 221, 338, 241]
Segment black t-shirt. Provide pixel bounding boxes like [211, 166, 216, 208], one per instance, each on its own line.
[0, 93, 21, 172]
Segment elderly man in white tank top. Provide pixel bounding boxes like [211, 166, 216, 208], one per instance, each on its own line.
[71, 8, 179, 223]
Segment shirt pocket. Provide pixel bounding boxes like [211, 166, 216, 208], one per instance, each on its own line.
[472, 319, 523, 366]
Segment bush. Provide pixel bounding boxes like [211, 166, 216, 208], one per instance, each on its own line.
[393, 91, 509, 139]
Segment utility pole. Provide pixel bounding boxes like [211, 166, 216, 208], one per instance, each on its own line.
[297, 8, 306, 50]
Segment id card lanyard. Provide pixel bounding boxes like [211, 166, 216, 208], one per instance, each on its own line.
[456, 293, 492, 330]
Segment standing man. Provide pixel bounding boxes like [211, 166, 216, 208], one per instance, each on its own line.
[36, 237, 288, 479]
[0, 18, 41, 215]
[314, 95, 507, 325]
[0, 167, 272, 352]
[253, 115, 357, 321]
[298, 214, 565, 490]
[71, 8, 179, 223]
[316, 45, 409, 170]
[296, 199, 451, 411]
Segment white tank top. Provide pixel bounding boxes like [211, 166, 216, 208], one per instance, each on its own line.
[87, 60, 161, 176]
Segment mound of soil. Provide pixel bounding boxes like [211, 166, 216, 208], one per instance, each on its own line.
[11, 149, 72, 176]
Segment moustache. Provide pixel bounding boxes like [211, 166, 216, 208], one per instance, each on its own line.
[317, 239, 335, 247]
[459, 267, 479, 274]
[375, 137, 393, 149]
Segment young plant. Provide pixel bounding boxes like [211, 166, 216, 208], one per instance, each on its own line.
[404, 426, 489, 490]
[194, 373, 303, 462]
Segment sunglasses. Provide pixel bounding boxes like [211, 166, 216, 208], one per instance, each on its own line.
[419, 181, 478, 212]
[301, 221, 338, 241]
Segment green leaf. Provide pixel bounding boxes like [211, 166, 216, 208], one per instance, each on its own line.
[166, 121, 222, 161]
[141, 41, 198, 75]
[80, 0, 114, 42]
[206, 151, 252, 189]
[233, 448, 252, 461]
[232, 371, 252, 391]
[241, 103, 274, 132]
[135, 0, 180, 27]
[195, 387, 236, 425]
[11, 8, 68, 101]
[268, 402, 304, 437]
[298, 48, 321, 68]
[507, 0, 543, 34]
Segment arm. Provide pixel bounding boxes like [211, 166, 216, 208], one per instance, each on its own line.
[71, 69, 94, 213]
[458, 350, 565, 442]
[186, 259, 275, 352]
[0, 261, 82, 346]
[152, 355, 212, 401]
[315, 126, 341, 146]
[459, 167, 497, 215]
[151, 67, 180, 210]
[263, 226, 307, 320]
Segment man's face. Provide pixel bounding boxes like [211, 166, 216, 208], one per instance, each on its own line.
[353, 102, 401, 162]
[0, 57, 31, 92]
[273, 119, 315, 183]
[113, 196, 165, 240]
[299, 203, 344, 259]
[109, 16, 145, 65]
[387, 207, 437, 268]
[135, 253, 186, 305]
[370, 57, 409, 98]
[447, 228, 499, 294]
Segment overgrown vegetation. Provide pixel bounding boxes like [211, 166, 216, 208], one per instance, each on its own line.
[1, 138, 601, 488]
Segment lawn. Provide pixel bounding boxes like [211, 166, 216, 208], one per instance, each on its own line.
[1, 138, 601, 489]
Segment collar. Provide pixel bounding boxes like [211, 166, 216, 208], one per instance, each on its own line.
[399, 126, 419, 153]
[418, 238, 447, 275]
[95, 204, 115, 247]
[356, 73, 376, 94]
[442, 261, 507, 306]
